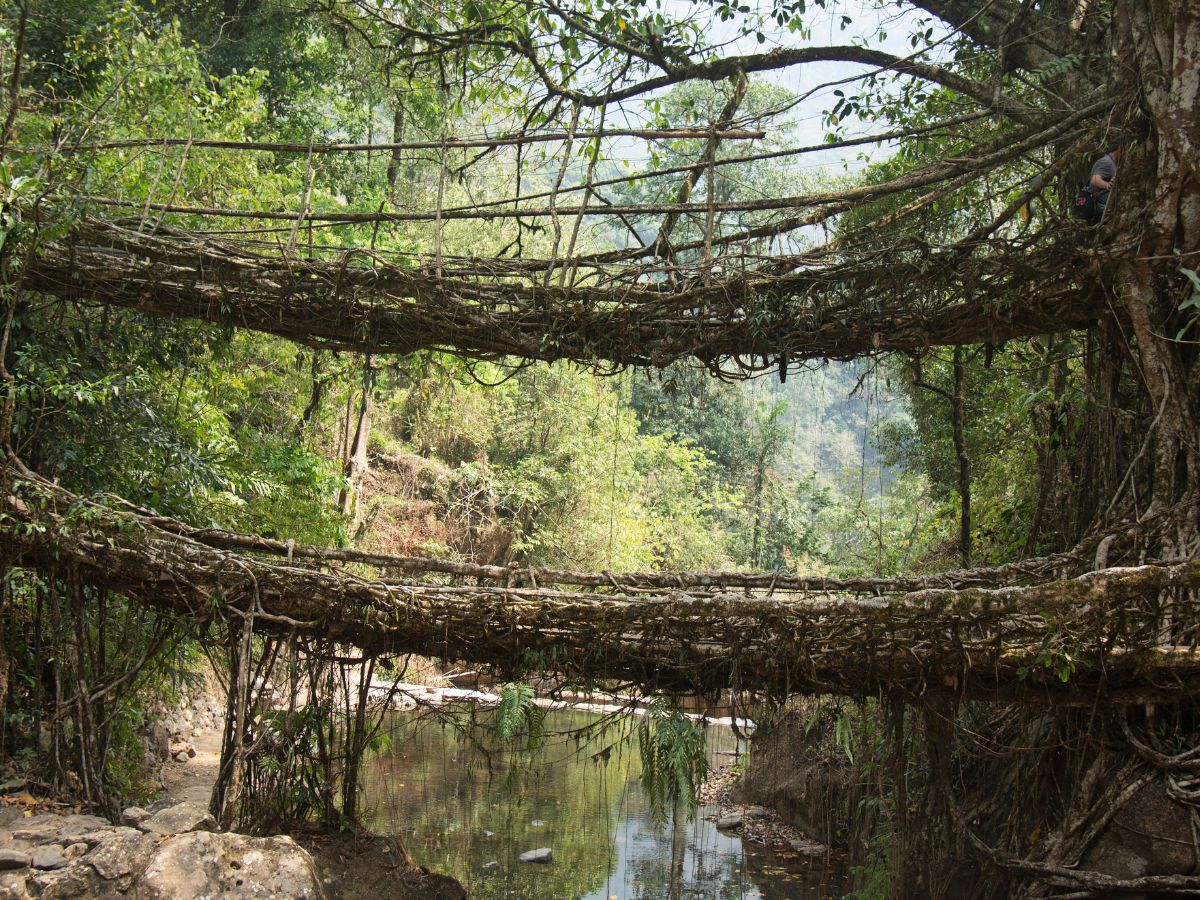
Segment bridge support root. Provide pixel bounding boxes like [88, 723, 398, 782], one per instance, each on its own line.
[740, 698, 1200, 898]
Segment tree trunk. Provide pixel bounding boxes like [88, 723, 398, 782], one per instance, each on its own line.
[338, 360, 373, 522]
[951, 347, 971, 567]
[1112, 0, 1200, 553]
[385, 104, 405, 201]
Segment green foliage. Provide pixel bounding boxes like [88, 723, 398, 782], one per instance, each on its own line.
[391, 358, 733, 570]
[1177, 268, 1200, 341]
[496, 681, 545, 748]
[636, 699, 707, 822]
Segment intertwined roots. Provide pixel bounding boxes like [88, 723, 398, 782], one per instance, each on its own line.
[4, 459, 1197, 704]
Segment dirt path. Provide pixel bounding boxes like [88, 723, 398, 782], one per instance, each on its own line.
[158, 727, 222, 808]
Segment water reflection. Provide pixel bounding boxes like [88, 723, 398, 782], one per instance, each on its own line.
[363, 706, 842, 899]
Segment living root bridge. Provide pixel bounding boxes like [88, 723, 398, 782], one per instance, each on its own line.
[3, 463, 1197, 705]
[22, 220, 1101, 369]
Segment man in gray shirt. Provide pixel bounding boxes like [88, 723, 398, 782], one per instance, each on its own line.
[1088, 135, 1126, 221]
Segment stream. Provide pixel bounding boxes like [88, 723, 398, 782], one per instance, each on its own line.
[362, 705, 844, 899]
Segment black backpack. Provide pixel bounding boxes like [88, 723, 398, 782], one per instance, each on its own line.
[1072, 184, 1099, 224]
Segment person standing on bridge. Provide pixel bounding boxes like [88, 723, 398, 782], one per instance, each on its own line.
[1083, 135, 1125, 224]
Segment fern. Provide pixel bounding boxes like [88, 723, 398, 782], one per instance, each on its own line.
[637, 699, 708, 822]
[497, 682, 542, 747]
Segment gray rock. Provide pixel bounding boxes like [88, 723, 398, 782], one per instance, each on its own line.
[480, 860, 499, 874]
[78, 829, 132, 847]
[0, 779, 26, 795]
[29, 846, 67, 870]
[0, 851, 30, 871]
[26, 864, 94, 897]
[1082, 779, 1197, 879]
[482, 830, 495, 838]
[10, 828, 58, 845]
[529, 820, 545, 828]
[121, 807, 151, 828]
[715, 813, 743, 830]
[789, 837, 827, 855]
[87, 831, 156, 881]
[137, 832, 326, 899]
[743, 806, 770, 820]
[140, 803, 215, 837]
[518, 848, 552, 864]
[55, 815, 110, 838]
[173, 751, 190, 763]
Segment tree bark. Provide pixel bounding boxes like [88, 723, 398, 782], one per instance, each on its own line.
[1112, 0, 1200, 553]
[338, 359, 373, 522]
[952, 347, 971, 568]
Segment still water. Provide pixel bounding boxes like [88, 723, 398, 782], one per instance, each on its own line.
[363, 706, 842, 899]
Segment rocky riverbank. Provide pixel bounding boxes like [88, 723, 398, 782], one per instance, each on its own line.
[700, 764, 830, 858]
[0, 664, 467, 900]
[0, 794, 464, 899]
[0, 799, 466, 899]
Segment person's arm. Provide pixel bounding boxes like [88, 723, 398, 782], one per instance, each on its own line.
[1091, 158, 1115, 190]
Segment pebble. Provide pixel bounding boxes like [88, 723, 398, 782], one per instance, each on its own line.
[518, 848, 552, 864]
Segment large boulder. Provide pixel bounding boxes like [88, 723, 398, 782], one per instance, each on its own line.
[1081, 778, 1198, 879]
[137, 832, 326, 899]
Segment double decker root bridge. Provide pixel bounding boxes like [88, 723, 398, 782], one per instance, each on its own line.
[3, 80, 1193, 707]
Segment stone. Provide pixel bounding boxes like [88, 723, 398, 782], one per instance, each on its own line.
[173, 752, 190, 763]
[1082, 779, 1198, 879]
[482, 830, 495, 838]
[11, 828, 58, 845]
[480, 860, 499, 874]
[0, 872, 27, 899]
[0, 779, 26, 795]
[715, 813, 744, 830]
[27, 865, 94, 898]
[29, 846, 67, 870]
[789, 837, 827, 855]
[54, 815, 109, 838]
[0, 851, 30, 871]
[87, 831, 156, 881]
[518, 848, 552, 864]
[78, 829, 135, 847]
[140, 803, 216, 837]
[137, 832, 325, 899]
[743, 806, 770, 820]
[62, 843, 88, 861]
[121, 807, 151, 828]
[529, 820, 545, 828]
